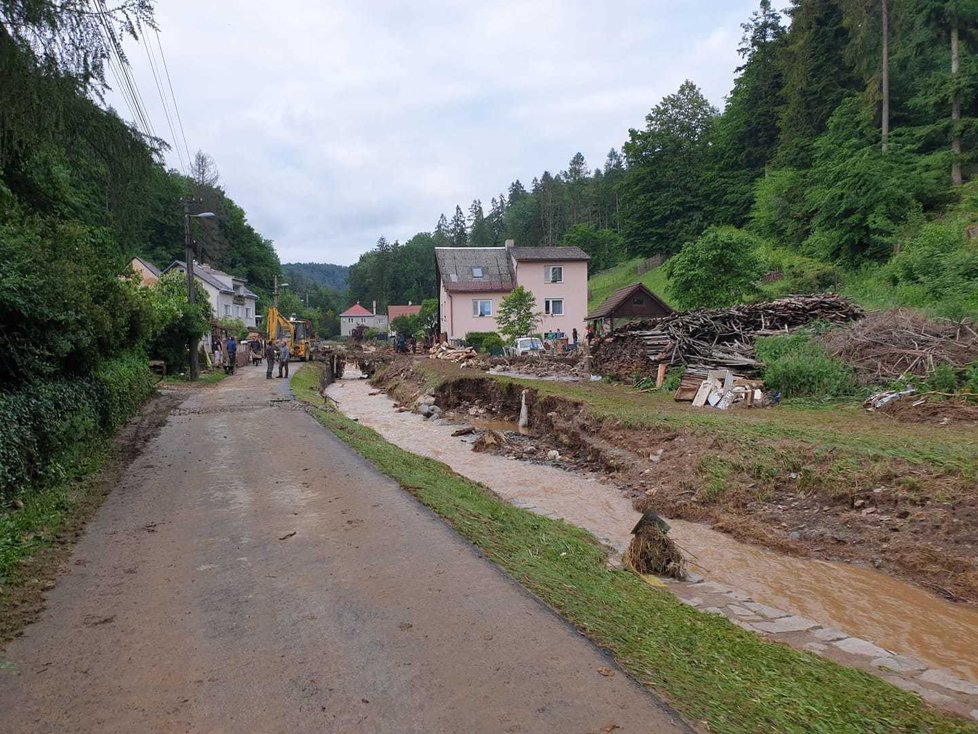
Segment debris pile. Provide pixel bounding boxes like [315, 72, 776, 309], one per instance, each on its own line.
[821, 309, 978, 386]
[428, 344, 483, 367]
[489, 355, 585, 380]
[625, 511, 687, 580]
[685, 369, 767, 409]
[592, 295, 862, 380]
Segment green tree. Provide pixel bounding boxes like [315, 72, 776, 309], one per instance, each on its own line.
[665, 227, 763, 309]
[449, 205, 468, 247]
[619, 80, 719, 256]
[561, 224, 624, 273]
[494, 286, 542, 343]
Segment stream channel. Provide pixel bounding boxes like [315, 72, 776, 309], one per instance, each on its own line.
[325, 373, 978, 683]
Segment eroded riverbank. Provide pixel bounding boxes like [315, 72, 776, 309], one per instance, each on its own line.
[325, 370, 978, 718]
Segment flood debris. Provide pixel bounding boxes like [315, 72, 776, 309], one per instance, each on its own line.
[591, 295, 862, 381]
[625, 510, 687, 580]
[683, 369, 767, 410]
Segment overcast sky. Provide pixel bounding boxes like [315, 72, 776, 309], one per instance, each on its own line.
[112, 1, 759, 266]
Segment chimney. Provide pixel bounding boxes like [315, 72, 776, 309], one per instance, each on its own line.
[504, 239, 514, 249]
[408, 300, 412, 306]
[372, 300, 377, 315]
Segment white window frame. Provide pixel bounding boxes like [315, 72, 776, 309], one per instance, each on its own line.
[224, 304, 231, 316]
[545, 265, 563, 284]
[545, 298, 564, 316]
[472, 299, 492, 317]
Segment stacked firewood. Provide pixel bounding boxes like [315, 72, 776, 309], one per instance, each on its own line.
[821, 309, 978, 385]
[429, 344, 480, 364]
[591, 295, 863, 379]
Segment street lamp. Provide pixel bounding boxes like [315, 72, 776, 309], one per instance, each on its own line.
[184, 204, 217, 381]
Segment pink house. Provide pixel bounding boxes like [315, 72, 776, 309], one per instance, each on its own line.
[435, 241, 590, 342]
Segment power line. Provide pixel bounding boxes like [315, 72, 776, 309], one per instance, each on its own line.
[154, 28, 194, 170]
[143, 31, 186, 172]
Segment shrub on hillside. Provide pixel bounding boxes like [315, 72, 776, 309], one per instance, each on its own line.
[0, 353, 154, 499]
[665, 227, 763, 310]
[756, 334, 858, 399]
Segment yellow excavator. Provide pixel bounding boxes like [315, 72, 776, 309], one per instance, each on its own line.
[267, 307, 312, 361]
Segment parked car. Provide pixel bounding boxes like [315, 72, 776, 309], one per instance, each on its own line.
[509, 337, 544, 357]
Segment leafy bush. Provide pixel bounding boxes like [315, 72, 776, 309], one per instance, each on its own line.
[756, 334, 858, 399]
[665, 226, 763, 309]
[0, 353, 154, 499]
[481, 334, 505, 355]
[464, 331, 498, 352]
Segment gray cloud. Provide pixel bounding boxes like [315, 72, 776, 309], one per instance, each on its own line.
[113, 1, 756, 265]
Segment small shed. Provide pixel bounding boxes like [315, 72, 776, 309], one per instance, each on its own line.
[586, 283, 673, 334]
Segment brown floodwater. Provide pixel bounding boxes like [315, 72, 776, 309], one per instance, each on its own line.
[326, 376, 978, 681]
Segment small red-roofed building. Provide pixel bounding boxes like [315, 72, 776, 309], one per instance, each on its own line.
[340, 301, 388, 336]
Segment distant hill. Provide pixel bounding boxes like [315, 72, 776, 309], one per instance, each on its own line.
[282, 262, 349, 292]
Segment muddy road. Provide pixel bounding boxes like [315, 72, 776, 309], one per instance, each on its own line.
[0, 367, 688, 733]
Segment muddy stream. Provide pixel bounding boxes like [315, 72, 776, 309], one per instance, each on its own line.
[326, 375, 978, 682]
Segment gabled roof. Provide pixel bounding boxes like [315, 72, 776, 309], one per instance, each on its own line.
[586, 282, 673, 320]
[388, 304, 421, 321]
[341, 303, 375, 317]
[162, 261, 259, 299]
[435, 247, 515, 293]
[510, 246, 590, 262]
[131, 256, 161, 277]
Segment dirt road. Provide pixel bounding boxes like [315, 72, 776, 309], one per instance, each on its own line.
[0, 366, 688, 733]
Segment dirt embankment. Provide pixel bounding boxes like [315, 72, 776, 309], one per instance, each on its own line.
[374, 358, 978, 606]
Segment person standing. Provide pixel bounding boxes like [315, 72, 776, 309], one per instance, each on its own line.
[265, 340, 278, 379]
[278, 339, 290, 378]
[225, 335, 238, 375]
[572, 328, 578, 347]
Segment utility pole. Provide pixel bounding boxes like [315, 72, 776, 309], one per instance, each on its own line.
[182, 201, 216, 381]
[881, 0, 889, 154]
[273, 274, 279, 309]
[184, 200, 199, 381]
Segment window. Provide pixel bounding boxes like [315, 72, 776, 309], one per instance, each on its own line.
[545, 265, 563, 283]
[545, 299, 564, 316]
[472, 267, 484, 278]
[472, 299, 492, 317]
[245, 307, 251, 318]
[235, 306, 241, 318]
[224, 304, 231, 316]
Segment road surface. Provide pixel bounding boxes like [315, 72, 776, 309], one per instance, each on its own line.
[0, 365, 689, 733]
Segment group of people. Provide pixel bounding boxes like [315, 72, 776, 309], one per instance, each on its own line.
[211, 334, 291, 378]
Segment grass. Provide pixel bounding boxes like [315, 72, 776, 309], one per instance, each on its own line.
[293, 364, 976, 734]
[161, 369, 227, 385]
[588, 256, 673, 311]
[0, 445, 106, 583]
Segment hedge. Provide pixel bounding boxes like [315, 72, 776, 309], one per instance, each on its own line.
[0, 353, 155, 498]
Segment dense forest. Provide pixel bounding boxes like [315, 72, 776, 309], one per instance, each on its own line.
[348, 0, 978, 320]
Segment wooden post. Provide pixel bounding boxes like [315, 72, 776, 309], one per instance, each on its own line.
[655, 362, 668, 389]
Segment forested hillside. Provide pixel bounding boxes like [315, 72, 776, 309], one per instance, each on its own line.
[282, 263, 349, 292]
[1, 1, 284, 495]
[349, 0, 978, 319]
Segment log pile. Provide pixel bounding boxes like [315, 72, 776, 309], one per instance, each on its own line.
[591, 295, 862, 380]
[821, 309, 978, 385]
[428, 344, 482, 366]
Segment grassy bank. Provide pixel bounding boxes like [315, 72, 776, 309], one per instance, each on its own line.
[588, 256, 673, 311]
[294, 364, 975, 734]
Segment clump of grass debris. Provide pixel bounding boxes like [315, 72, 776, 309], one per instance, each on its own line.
[625, 511, 687, 579]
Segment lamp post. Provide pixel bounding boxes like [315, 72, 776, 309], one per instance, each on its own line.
[183, 202, 216, 380]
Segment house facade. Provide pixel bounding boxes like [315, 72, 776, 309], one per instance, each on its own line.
[128, 256, 161, 286]
[340, 302, 389, 336]
[435, 241, 589, 342]
[162, 261, 260, 328]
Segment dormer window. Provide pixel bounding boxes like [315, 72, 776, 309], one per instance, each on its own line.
[472, 267, 484, 279]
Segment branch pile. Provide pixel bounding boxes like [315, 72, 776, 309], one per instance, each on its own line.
[591, 295, 862, 380]
[821, 309, 978, 386]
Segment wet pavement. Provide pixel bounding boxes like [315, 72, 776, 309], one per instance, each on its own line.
[326, 372, 978, 721]
[0, 366, 690, 734]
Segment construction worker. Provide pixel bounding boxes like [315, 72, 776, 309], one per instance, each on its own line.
[277, 339, 290, 378]
[265, 340, 278, 379]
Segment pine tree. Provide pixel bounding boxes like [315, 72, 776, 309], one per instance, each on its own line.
[449, 205, 468, 247]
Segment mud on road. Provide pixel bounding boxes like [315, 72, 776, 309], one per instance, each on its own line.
[0, 390, 181, 644]
[0, 366, 689, 734]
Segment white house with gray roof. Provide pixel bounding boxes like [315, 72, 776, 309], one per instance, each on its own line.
[162, 261, 260, 328]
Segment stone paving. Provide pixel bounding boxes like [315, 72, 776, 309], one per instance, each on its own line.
[661, 574, 978, 721]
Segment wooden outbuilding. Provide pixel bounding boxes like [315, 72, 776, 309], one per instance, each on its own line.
[586, 283, 673, 334]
